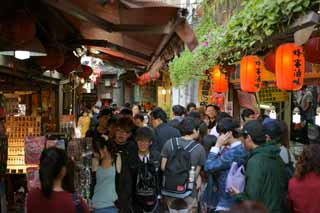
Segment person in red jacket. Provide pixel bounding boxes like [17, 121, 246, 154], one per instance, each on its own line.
[26, 147, 89, 213]
[288, 144, 320, 213]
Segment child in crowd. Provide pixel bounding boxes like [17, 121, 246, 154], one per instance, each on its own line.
[92, 138, 118, 213]
[133, 127, 161, 213]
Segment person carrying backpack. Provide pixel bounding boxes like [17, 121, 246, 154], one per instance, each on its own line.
[263, 118, 296, 177]
[161, 117, 206, 213]
[132, 127, 161, 213]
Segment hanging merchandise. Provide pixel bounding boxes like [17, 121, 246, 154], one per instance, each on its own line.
[276, 43, 305, 91]
[304, 36, 320, 64]
[264, 51, 276, 73]
[78, 65, 93, 79]
[68, 138, 92, 204]
[24, 136, 46, 165]
[240, 55, 263, 93]
[211, 65, 228, 93]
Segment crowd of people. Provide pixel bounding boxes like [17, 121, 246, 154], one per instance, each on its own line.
[26, 103, 320, 213]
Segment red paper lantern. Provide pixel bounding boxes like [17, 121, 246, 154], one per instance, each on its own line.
[138, 71, 160, 83]
[79, 65, 93, 79]
[276, 43, 305, 91]
[57, 54, 80, 76]
[304, 36, 320, 64]
[36, 46, 64, 70]
[0, 11, 36, 45]
[264, 51, 276, 73]
[211, 65, 228, 93]
[240, 56, 263, 93]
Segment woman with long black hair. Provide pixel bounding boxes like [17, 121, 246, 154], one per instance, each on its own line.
[26, 147, 89, 213]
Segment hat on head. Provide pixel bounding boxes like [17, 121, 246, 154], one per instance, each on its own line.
[242, 120, 266, 144]
[262, 118, 282, 142]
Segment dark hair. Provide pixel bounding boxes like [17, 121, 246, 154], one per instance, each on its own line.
[62, 159, 75, 193]
[216, 112, 232, 123]
[124, 103, 131, 108]
[179, 117, 200, 136]
[279, 120, 289, 148]
[39, 148, 68, 199]
[188, 111, 202, 121]
[135, 127, 154, 142]
[119, 108, 133, 117]
[172, 105, 186, 116]
[199, 122, 208, 143]
[150, 107, 167, 123]
[96, 138, 117, 162]
[257, 114, 269, 123]
[187, 103, 197, 112]
[206, 104, 220, 112]
[132, 104, 141, 111]
[229, 201, 267, 213]
[295, 144, 320, 179]
[241, 108, 255, 121]
[134, 113, 144, 122]
[115, 117, 134, 131]
[217, 118, 240, 138]
[203, 135, 217, 154]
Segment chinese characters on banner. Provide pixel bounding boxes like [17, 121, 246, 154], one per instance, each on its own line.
[255, 60, 262, 89]
[293, 49, 302, 85]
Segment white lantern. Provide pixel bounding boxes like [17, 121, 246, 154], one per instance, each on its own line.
[292, 107, 301, 124]
[269, 106, 277, 119]
[315, 107, 320, 126]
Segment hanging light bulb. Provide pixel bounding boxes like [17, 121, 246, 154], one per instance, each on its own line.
[80, 78, 85, 84]
[161, 89, 167, 95]
[292, 107, 301, 124]
[269, 107, 277, 119]
[315, 107, 320, 126]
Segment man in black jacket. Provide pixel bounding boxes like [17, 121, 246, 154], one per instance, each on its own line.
[168, 105, 186, 129]
[113, 117, 138, 213]
[150, 107, 181, 152]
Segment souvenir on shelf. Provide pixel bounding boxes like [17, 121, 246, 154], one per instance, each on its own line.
[26, 167, 40, 190]
[69, 138, 93, 203]
[24, 136, 46, 165]
[6, 116, 41, 173]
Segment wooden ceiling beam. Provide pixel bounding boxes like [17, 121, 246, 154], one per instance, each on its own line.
[89, 53, 145, 70]
[42, 0, 172, 34]
[70, 39, 151, 61]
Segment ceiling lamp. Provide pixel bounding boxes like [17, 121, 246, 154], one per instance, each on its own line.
[276, 43, 305, 91]
[0, 38, 47, 60]
[240, 55, 263, 93]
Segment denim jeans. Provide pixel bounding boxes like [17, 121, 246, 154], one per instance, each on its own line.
[94, 207, 118, 213]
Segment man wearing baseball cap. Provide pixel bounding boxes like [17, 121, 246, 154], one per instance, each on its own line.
[231, 120, 289, 213]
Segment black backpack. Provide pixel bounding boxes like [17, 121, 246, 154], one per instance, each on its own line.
[285, 149, 295, 178]
[135, 158, 159, 211]
[162, 138, 199, 198]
